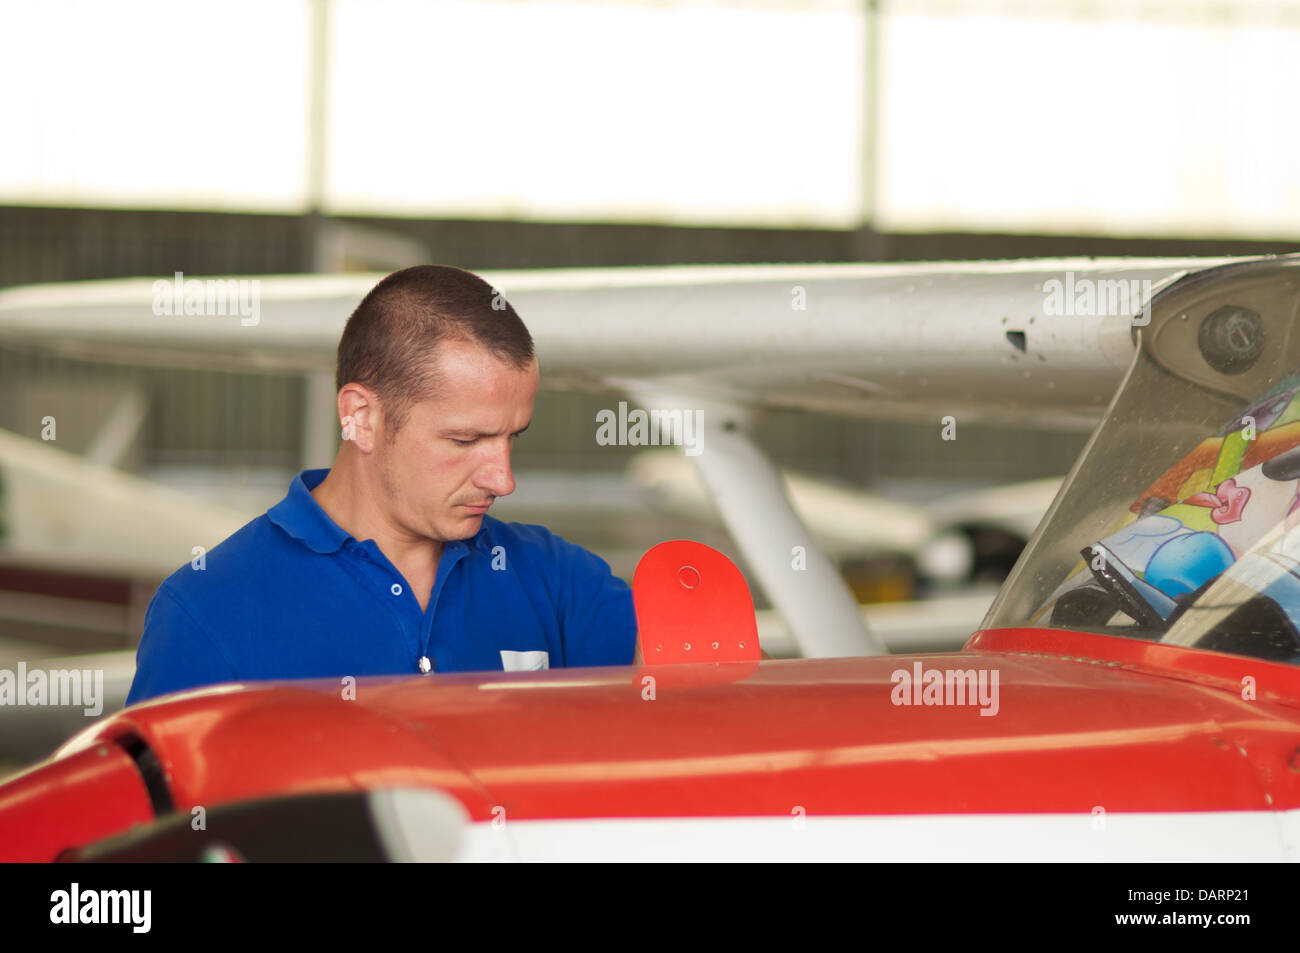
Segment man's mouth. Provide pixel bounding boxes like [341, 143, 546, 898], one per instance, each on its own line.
[460, 501, 493, 513]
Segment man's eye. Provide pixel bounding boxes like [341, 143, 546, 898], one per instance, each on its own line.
[451, 438, 477, 447]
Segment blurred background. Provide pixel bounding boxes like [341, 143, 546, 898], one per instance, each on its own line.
[2, 0, 1300, 772]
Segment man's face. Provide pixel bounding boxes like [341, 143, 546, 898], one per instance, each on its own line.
[375, 339, 538, 543]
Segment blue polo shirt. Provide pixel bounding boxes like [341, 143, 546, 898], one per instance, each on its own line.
[126, 468, 638, 705]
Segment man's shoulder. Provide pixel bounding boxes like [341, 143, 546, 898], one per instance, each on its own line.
[477, 515, 596, 562]
[475, 516, 620, 588]
[157, 511, 296, 604]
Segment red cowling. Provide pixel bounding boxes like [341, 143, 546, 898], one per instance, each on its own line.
[0, 740, 154, 862]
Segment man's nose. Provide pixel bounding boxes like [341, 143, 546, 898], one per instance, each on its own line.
[476, 443, 516, 498]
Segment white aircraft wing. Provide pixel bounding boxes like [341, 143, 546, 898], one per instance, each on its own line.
[0, 258, 1245, 427]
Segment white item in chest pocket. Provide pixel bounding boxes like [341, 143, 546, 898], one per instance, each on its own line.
[500, 650, 549, 671]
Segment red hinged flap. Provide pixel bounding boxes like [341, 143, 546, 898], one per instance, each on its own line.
[633, 540, 760, 664]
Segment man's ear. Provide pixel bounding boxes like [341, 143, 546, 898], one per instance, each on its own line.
[337, 384, 380, 454]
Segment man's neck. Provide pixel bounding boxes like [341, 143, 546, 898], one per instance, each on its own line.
[309, 461, 444, 607]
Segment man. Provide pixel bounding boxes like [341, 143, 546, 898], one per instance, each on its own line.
[127, 265, 637, 705]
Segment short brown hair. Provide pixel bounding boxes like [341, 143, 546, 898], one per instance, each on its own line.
[336, 265, 535, 432]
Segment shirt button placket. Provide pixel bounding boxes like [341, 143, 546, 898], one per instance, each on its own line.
[387, 580, 432, 673]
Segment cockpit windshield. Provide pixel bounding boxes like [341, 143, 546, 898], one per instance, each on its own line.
[985, 257, 1300, 663]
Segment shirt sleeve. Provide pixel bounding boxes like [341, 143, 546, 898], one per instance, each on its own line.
[126, 584, 238, 706]
[553, 536, 638, 667]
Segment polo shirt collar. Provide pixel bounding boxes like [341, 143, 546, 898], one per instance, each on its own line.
[268, 468, 493, 556]
[268, 469, 350, 554]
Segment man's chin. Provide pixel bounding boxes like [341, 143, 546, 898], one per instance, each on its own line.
[444, 509, 488, 537]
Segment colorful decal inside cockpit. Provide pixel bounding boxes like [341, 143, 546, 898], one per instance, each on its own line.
[1089, 375, 1300, 603]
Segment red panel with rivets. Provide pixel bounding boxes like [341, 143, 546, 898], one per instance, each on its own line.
[633, 540, 760, 663]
